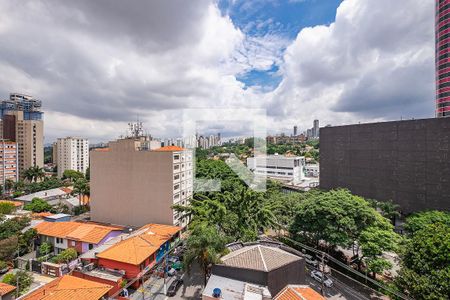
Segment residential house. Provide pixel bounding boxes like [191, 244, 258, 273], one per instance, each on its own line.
[95, 223, 181, 287]
[202, 275, 271, 300]
[0, 283, 16, 300]
[21, 275, 112, 300]
[35, 221, 123, 255]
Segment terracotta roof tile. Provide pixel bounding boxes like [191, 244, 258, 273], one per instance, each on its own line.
[153, 145, 185, 152]
[35, 222, 121, 244]
[22, 275, 112, 300]
[0, 282, 16, 296]
[97, 223, 182, 265]
[274, 285, 325, 300]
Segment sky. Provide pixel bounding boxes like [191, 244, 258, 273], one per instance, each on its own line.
[0, 0, 435, 143]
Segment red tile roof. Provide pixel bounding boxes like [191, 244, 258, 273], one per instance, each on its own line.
[274, 285, 325, 300]
[154, 145, 185, 152]
[22, 275, 112, 300]
[0, 282, 16, 296]
[35, 222, 122, 244]
[97, 223, 181, 265]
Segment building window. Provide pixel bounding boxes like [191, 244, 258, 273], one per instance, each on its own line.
[89, 244, 93, 250]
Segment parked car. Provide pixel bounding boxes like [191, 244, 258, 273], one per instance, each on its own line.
[304, 254, 319, 267]
[311, 270, 333, 287]
[167, 267, 177, 277]
[167, 278, 183, 296]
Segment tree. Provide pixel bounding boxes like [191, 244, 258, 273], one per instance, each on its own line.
[0, 202, 15, 214]
[72, 178, 90, 206]
[23, 198, 52, 213]
[39, 242, 53, 257]
[23, 166, 45, 182]
[0, 236, 18, 261]
[52, 248, 77, 264]
[358, 216, 399, 277]
[4, 179, 15, 193]
[404, 210, 450, 235]
[183, 225, 227, 286]
[0, 217, 31, 240]
[18, 228, 37, 255]
[290, 189, 380, 248]
[1, 270, 33, 296]
[395, 222, 450, 299]
[62, 170, 84, 181]
[85, 166, 90, 181]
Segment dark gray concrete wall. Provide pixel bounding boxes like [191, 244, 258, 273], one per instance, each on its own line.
[320, 118, 450, 214]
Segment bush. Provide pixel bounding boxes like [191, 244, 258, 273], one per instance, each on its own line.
[52, 248, 77, 264]
[0, 260, 8, 270]
[23, 198, 52, 213]
[0, 202, 15, 214]
[39, 242, 53, 257]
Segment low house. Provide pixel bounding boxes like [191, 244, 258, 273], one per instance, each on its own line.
[0, 283, 16, 300]
[211, 243, 306, 296]
[21, 275, 112, 300]
[95, 223, 181, 287]
[16, 187, 73, 204]
[274, 285, 325, 300]
[35, 221, 123, 255]
[43, 213, 71, 222]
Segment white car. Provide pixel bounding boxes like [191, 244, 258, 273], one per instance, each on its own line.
[311, 270, 333, 287]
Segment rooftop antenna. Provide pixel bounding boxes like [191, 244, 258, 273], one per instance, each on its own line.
[128, 116, 144, 138]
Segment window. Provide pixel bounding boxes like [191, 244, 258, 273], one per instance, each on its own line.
[89, 244, 94, 250]
[174, 184, 180, 190]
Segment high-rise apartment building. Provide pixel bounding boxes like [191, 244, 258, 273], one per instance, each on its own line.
[293, 126, 298, 136]
[313, 119, 319, 138]
[436, 0, 450, 117]
[90, 137, 193, 227]
[0, 140, 18, 186]
[0, 93, 44, 175]
[54, 137, 89, 178]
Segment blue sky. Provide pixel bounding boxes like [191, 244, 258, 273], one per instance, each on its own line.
[219, 0, 343, 90]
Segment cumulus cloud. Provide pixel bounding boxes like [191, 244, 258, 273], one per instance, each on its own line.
[0, 0, 435, 142]
[271, 0, 434, 130]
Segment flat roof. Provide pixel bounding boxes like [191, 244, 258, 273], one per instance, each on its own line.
[203, 274, 271, 300]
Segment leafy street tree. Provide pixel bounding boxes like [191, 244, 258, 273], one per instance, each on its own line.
[23, 166, 45, 182]
[358, 216, 399, 277]
[395, 222, 450, 299]
[18, 228, 37, 256]
[403, 210, 450, 235]
[23, 198, 52, 213]
[1, 270, 33, 296]
[0, 236, 18, 261]
[0, 217, 31, 240]
[290, 189, 381, 248]
[183, 225, 227, 286]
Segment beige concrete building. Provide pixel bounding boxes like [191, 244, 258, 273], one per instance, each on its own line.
[54, 137, 89, 178]
[0, 93, 44, 176]
[90, 138, 193, 227]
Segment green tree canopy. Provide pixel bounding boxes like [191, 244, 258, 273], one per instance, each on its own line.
[52, 248, 77, 264]
[62, 169, 85, 181]
[2, 270, 33, 296]
[395, 222, 450, 299]
[183, 225, 227, 286]
[23, 166, 45, 182]
[23, 198, 52, 213]
[0, 202, 15, 215]
[404, 210, 450, 235]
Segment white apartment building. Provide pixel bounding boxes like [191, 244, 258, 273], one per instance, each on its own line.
[247, 154, 305, 184]
[54, 137, 89, 178]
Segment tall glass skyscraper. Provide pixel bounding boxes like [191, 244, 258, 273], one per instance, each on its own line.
[436, 0, 450, 117]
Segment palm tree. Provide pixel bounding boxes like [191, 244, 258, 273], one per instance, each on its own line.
[4, 179, 15, 193]
[72, 178, 90, 206]
[23, 166, 45, 182]
[183, 225, 227, 286]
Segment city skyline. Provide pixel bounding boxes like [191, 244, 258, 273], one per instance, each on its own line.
[0, 0, 435, 143]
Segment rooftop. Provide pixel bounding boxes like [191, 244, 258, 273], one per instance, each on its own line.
[35, 222, 122, 244]
[44, 213, 71, 220]
[22, 275, 112, 300]
[153, 145, 185, 152]
[274, 285, 325, 300]
[203, 274, 271, 300]
[220, 244, 301, 272]
[96, 223, 181, 265]
[0, 282, 16, 296]
[16, 187, 72, 202]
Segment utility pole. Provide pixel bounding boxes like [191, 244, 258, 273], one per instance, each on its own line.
[141, 275, 144, 300]
[163, 253, 168, 295]
[320, 252, 325, 296]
